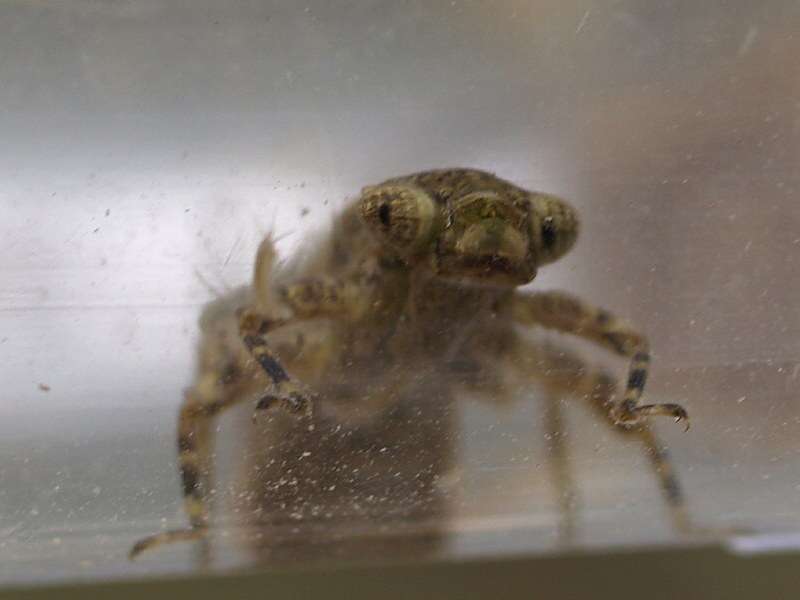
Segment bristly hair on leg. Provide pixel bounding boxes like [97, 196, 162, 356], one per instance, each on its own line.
[193, 267, 229, 300]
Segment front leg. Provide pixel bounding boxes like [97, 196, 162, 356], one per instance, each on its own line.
[512, 290, 689, 429]
[238, 275, 369, 419]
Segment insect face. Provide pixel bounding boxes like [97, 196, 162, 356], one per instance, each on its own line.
[434, 191, 536, 286]
[359, 177, 579, 287]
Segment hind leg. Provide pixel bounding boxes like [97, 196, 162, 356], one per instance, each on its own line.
[129, 367, 251, 559]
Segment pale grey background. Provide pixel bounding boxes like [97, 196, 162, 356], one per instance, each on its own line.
[1, 0, 799, 587]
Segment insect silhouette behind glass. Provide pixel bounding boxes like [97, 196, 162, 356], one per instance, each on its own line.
[130, 168, 693, 560]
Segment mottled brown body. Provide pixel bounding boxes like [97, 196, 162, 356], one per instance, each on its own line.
[131, 169, 693, 560]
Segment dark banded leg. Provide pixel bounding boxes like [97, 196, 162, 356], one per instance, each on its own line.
[130, 374, 245, 559]
[237, 276, 364, 420]
[637, 426, 691, 531]
[512, 290, 688, 429]
[507, 338, 694, 536]
[563, 351, 692, 532]
[581, 364, 700, 533]
[240, 332, 314, 419]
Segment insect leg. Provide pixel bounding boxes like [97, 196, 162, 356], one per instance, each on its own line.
[508, 338, 692, 534]
[512, 290, 688, 429]
[239, 275, 367, 420]
[130, 369, 247, 559]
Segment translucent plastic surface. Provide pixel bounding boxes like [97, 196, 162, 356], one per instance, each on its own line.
[1, 0, 799, 587]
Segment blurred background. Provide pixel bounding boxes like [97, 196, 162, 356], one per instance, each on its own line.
[1, 0, 799, 589]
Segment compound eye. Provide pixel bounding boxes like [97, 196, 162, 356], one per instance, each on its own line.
[378, 203, 392, 227]
[360, 184, 438, 253]
[529, 193, 579, 265]
[540, 216, 557, 251]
